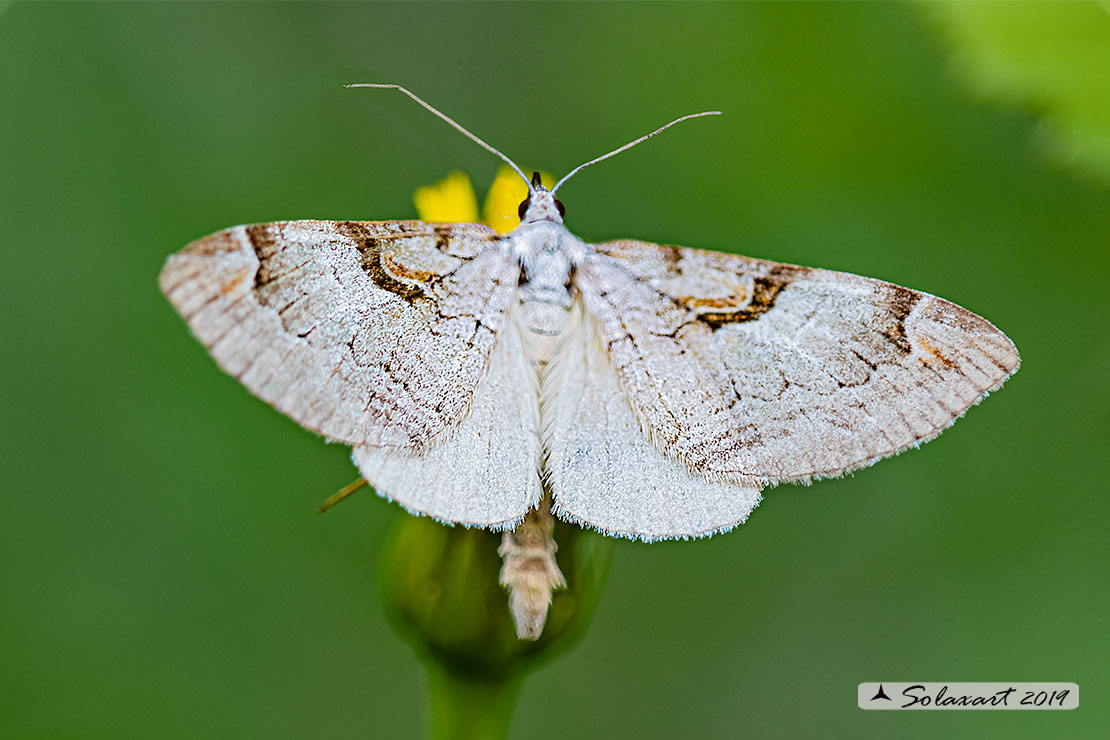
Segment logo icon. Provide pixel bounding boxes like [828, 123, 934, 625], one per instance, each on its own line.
[870, 684, 892, 701]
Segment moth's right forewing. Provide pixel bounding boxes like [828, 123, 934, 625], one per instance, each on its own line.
[159, 220, 515, 450]
[577, 240, 1019, 485]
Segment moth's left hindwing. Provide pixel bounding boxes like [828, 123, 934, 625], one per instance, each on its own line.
[353, 309, 543, 528]
[576, 240, 1020, 487]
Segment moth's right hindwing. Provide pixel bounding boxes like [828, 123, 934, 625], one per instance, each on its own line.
[543, 302, 762, 541]
[159, 219, 517, 451]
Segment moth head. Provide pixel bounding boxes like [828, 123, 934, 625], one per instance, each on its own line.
[518, 171, 565, 225]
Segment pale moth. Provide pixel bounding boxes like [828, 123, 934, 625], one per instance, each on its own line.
[160, 85, 1019, 639]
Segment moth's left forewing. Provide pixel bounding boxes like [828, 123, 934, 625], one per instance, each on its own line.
[159, 220, 515, 451]
[577, 240, 1019, 486]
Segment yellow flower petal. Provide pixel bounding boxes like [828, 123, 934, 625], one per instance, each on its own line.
[413, 170, 480, 223]
[482, 166, 555, 234]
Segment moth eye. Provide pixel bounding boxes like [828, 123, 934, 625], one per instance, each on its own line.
[517, 196, 531, 220]
[555, 199, 565, 218]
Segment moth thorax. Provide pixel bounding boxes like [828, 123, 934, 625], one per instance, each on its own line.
[517, 250, 576, 370]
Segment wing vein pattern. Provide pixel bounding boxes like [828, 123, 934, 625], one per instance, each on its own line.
[160, 220, 518, 452]
[574, 239, 1019, 487]
[162, 218, 1018, 541]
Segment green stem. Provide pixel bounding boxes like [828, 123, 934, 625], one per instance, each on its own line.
[426, 663, 522, 740]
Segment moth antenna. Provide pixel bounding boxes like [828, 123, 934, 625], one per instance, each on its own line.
[551, 110, 722, 194]
[346, 83, 534, 192]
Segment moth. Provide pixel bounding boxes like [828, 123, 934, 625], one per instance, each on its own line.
[160, 85, 1019, 638]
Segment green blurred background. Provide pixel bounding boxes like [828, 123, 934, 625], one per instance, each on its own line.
[3, 2, 1107, 737]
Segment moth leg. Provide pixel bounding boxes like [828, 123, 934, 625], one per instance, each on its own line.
[316, 477, 368, 515]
